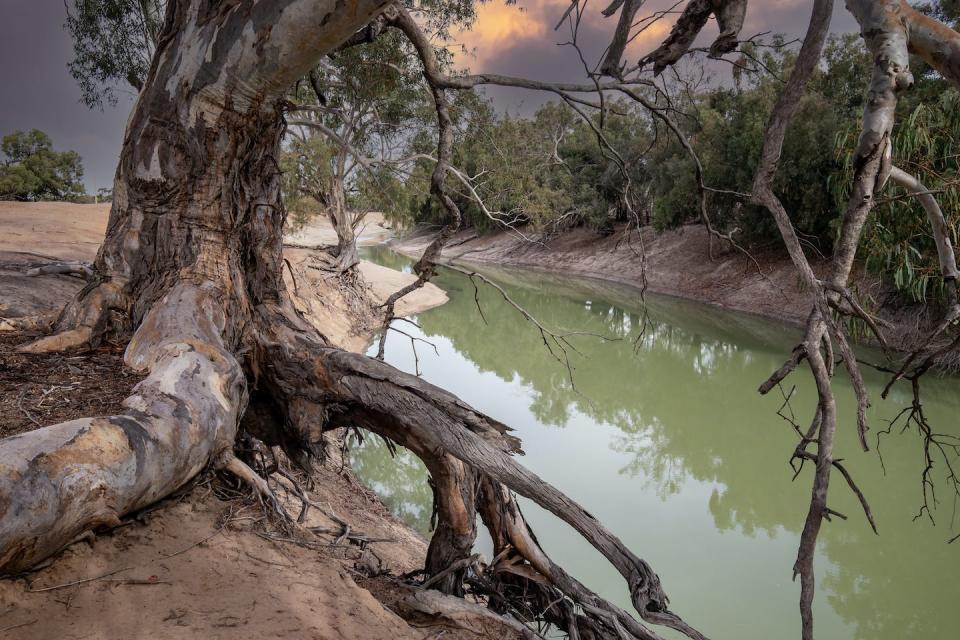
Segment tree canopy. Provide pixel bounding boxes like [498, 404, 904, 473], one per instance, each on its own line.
[65, 0, 164, 108]
[0, 129, 85, 201]
[27, 2, 960, 640]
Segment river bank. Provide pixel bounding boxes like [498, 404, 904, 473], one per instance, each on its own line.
[0, 202, 474, 640]
[391, 223, 951, 358]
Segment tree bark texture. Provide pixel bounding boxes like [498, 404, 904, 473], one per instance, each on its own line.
[2, 0, 393, 572]
[0, 2, 704, 638]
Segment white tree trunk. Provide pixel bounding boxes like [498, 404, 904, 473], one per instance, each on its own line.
[1, 0, 390, 572]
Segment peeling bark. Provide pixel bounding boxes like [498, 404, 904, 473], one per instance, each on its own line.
[904, 1, 960, 88]
[3, 0, 391, 570]
[0, 284, 245, 572]
[0, 2, 704, 638]
[641, 0, 748, 75]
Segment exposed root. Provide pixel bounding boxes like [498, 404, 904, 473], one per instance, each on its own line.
[394, 588, 546, 640]
[0, 284, 245, 574]
[0, 313, 57, 333]
[255, 302, 705, 639]
[24, 261, 94, 280]
[17, 280, 125, 354]
[221, 455, 294, 524]
[17, 327, 94, 354]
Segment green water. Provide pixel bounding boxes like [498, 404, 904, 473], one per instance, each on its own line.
[354, 245, 960, 640]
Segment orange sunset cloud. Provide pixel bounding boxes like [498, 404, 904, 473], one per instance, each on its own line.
[453, 0, 691, 72]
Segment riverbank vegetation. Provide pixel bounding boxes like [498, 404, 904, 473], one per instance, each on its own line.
[377, 23, 960, 306]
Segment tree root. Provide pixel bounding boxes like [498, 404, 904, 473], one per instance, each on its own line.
[0, 285, 705, 638]
[24, 261, 94, 280]
[255, 303, 705, 639]
[17, 280, 125, 354]
[0, 313, 58, 333]
[394, 588, 546, 640]
[221, 455, 294, 525]
[0, 284, 244, 573]
[17, 327, 95, 354]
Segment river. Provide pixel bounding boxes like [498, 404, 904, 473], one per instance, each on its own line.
[354, 245, 960, 640]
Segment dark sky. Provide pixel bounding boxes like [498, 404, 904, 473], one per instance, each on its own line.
[0, 0, 129, 192]
[0, 1, 859, 192]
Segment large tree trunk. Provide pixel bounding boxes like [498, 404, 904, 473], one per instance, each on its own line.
[0, 2, 703, 639]
[2, 0, 391, 571]
[326, 176, 360, 272]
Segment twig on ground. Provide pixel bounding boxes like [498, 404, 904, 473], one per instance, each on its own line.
[27, 566, 133, 593]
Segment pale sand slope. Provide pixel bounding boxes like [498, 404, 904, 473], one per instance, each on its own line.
[0, 202, 449, 639]
[285, 211, 394, 247]
[0, 201, 109, 262]
[391, 224, 939, 352]
[0, 202, 446, 341]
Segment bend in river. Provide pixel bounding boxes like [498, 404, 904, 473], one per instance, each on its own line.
[355, 245, 960, 640]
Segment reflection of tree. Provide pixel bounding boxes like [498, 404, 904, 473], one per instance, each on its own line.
[361, 253, 960, 639]
[348, 433, 433, 534]
[419, 266, 762, 432]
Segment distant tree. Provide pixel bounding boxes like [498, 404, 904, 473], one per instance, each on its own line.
[0, 130, 85, 201]
[96, 186, 114, 202]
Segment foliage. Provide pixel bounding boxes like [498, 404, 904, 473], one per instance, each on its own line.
[383, 94, 657, 233]
[280, 135, 336, 231]
[647, 37, 865, 247]
[382, 32, 957, 304]
[281, 30, 429, 231]
[61, 1, 960, 302]
[834, 91, 960, 303]
[65, 0, 164, 108]
[63, 0, 482, 111]
[0, 130, 86, 201]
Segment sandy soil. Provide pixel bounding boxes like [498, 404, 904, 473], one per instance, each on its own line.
[0, 201, 110, 262]
[0, 202, 459, 640]
[0, 202, 446, 344]
[392, 224, 944, 354]
[285, 211, 395, 248]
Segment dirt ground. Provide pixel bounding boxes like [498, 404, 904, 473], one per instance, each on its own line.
[0, 202, 468, 640]
[0, 202, 446, 351]
[285, 211, 394, 248]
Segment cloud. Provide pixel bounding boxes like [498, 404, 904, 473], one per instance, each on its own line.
[459, 1, 549, 61]
[451, 0, 859, 112]
[0, 1, 861, 188]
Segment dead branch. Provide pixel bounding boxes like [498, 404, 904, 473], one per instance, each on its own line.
[24, 261, 94, 280]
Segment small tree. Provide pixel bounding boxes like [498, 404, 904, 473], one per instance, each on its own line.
[285, 30, 428, 272]
[0, 130, 85, 201]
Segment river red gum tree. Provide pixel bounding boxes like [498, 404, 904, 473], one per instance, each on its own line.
[0, 2, 704, 639]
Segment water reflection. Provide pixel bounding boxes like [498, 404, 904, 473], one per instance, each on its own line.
[346, 433, 432, 534]
[358, 246, 960, 640]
